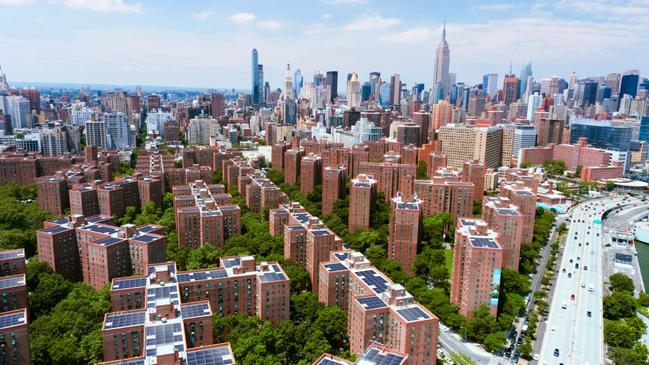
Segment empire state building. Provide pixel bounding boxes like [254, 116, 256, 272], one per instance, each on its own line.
[433, 21, 450, 99]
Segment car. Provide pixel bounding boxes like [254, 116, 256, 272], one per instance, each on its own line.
[550, 327, 556, 334]
[575, 263, 579, 269]
[571, 294, 575, 300]
[440, 324, 449, 332]
[570, 259, 573, 263]
[561, 301, 568, 309]
[586, 242, 589, 246]
[597, 233, 600, 237]
[584, 266, 588, 271]
[581, 283, 586, 288]
[568, 273, 572, 278]
[587, 311, 592, 317]
[533, 354, 540, 360]
[562, 268, 566, 273]
[517, 337, 523, 345]
[577, 257, 580, 261]
[554, 348, 560, 357]
[579, 243, 582, 247]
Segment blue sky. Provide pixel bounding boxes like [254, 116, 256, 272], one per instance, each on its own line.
[0, 0, 647, 90]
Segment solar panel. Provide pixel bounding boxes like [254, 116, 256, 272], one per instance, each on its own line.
[0, 250, 23, 260]
[222, 257, 241, 268]
[311, 229, 331, 236]
[112, 277, 147, 290]
[0, 276, 25, 289]
[460, 219, 476, 226]
[357, 296, 387, 310]
[324, 263, 347, 272]
[177, 269, 228, 283]
[497, 208, 517, 216]
[104, 311, 146, 330]
[397, 306, 430, 322]
[132, 234, 159, 243]
[0, 311, 26, 329]
[43, 226, 70, 234]
[315, 358, 352, 365]
[259, 272, 286, 282]
[181, 302, 211, 318]
[186, 345, 235, 365]
[95, 236, 125, 246]
[470, 237, 499, 249]
[359, 347, 406, 365]
[356, 270, 389, 294]
[334, 252, 349, 261]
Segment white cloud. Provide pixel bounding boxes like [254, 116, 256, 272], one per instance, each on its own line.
[303, 23, 328, 35]
[343, 15, 401, 31]
[0, 0, 33, 5]
[193, 7, 216, 21]
[470, 3, 515, 12]
[60, 0, 142, 13]
[321, 13, 332, 19]
[322, 0, 367, 4]
[229, 12, 256, 24]
[378, 27, 436, 43]
[257, 20, 284, 30]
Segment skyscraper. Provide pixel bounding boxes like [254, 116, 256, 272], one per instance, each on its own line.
[390, 73, 401, 110]
[283, 64, 296, 124]
[0, 65, 8, 90]
[294, 69, 303, 99]
[346, 71, 361, 109]
[482, 73, 498, 99]
[519, 63, 532, 98]
[503, 74, 519, 105]
[369, 72, 381, 100]
[257, 64, 264, 106]
[577, 80, 598, 107]
[433, 21, 450, 99]
[251, 49, 260, 105]
[620, 70, 640, 98]
[326, 71, 338, 103]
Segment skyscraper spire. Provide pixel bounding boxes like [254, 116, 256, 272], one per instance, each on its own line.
[442, 18, 446, 42]
[509, 61, 512, 75]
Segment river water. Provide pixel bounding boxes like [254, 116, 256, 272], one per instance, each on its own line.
[635, 242, 649, 291]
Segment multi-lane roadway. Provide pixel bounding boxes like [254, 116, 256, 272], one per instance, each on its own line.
[539, 196, 640, 365]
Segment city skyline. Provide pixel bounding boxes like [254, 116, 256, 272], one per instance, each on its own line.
[1, 0, 647, 90]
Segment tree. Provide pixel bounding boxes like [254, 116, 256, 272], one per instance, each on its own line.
[604, 291, 638, 320]
[483, 331, 506, 352]
[520, 161, 533, 169]
[605, 320, 641, 348]
[609, 273, 635, 293]
[26, 258, 53, 292]
[449, 352, 476, 365]
[29, 284, 111, 364]
[417, 160, 428, 179]
[519, 337, 533, 359]
[612, 345, 649, 365]
[542, 159, 566, 175]
[500, 269, 531, 295]
[29, 272, 74, 318]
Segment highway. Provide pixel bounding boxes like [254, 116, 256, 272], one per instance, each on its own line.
[539, 196, 639, 365]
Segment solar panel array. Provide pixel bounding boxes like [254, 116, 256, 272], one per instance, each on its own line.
[324, 263, 347, 272]
[315, 358, 352, 365]
[470, 237, 499, 249]
[397, 306, 430, 322]
[0, 250, 23, 260]
[146, 286, 179, 308]
[516, 190, 534, 196]
[43, 226, 71, 234]
[334, 252, 349, 261]
[0, 275, 25, 289]
[177, 269, 228, 283]
[311, 229, 331, 236]
[222, 257, 241, 268]
[132, 234, 159, 243]
[460, 219, 476, 226]
[0, 311, 26, 329]
[186, 345, 235, 365]
[82, 224, 120, 235]
[95, 236, 125, 246]
[497, 208, 518, 216]
[359, 347, 406, 365]
[181, 302, 211, 319]
[104, 311, 146, 330]
[145, 322, 184, 357]
[356, 269, 389, 294]
[259, 272, 286, 282]
[357, 296, 387, 310]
